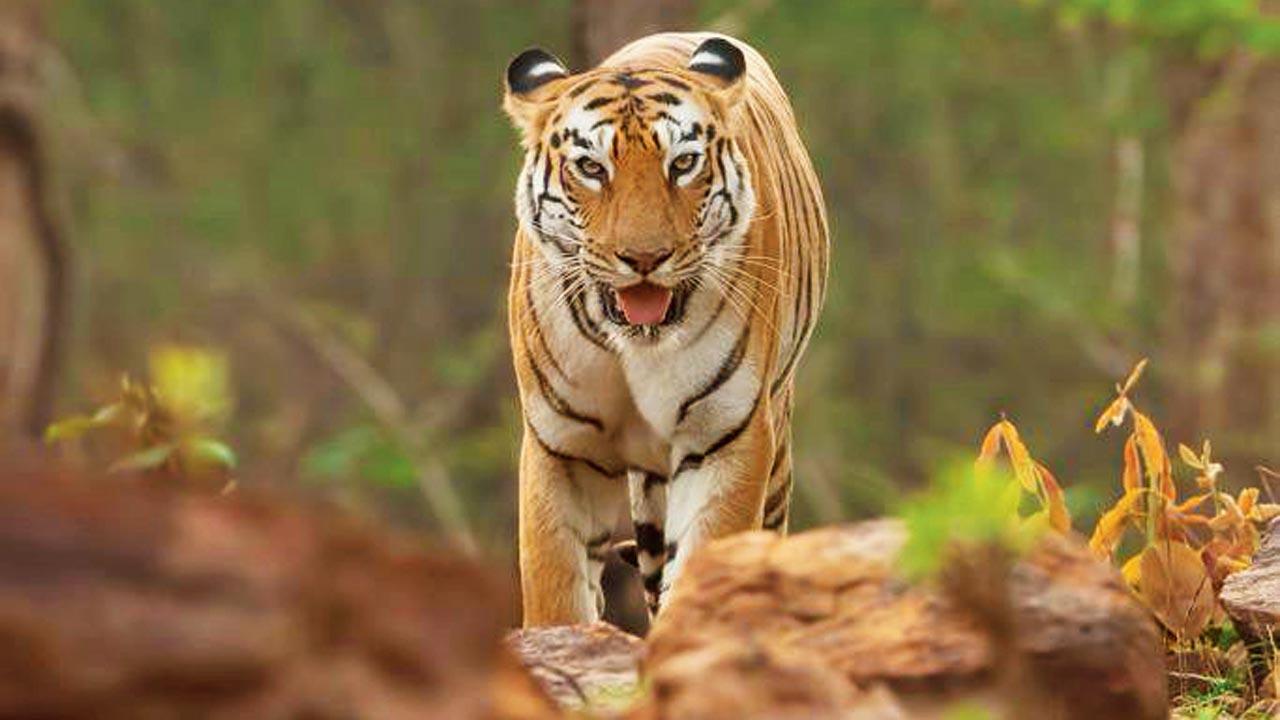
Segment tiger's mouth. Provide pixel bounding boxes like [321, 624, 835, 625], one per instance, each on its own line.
[614, 282, 672, 325]
[600, 281, 692, 329]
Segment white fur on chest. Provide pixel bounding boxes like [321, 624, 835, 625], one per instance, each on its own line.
[528, 279, 755, 476]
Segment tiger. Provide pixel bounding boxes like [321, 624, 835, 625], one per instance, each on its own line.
[503, 32, 828, 627]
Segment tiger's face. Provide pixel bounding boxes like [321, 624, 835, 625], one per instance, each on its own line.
[504, 39, 755, 337]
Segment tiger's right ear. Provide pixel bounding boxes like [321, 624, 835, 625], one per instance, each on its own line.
[503, 48, 570, 145]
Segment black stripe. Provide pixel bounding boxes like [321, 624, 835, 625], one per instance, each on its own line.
[657, 75, 691, 91]
[615, 540, 638, 568]
[690, 293, 727, 345]
[675, 389, 762, 477]
[634, 522, 664, 555]
[763, 478, 791, 520]
[523, 274, 567, 381]
[568, 79, 598, 99]
[527, 422, 620, 477]
[660, 75, 691, 90]
[566, 286, 612, 352]
[648, 92, 682, 106]
[770, 261, 809, 397]
[527, 350, 603, 430]
[612, 73, 650, 90]
[768, 439, 789, 479]
[770, 157, 813, 397]
[677, 323, 749, 424]
[584, 95, 619, 110]
[643, 471, 667, 493]
[525, 148, 539, 219]
[763, 501, 788, 531]
[642, 571, 663, 593]
[713, 138, 729, 186]
[709, 142, 739, 232]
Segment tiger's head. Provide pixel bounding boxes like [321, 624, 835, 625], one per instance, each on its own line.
[504, 37, 756, 338]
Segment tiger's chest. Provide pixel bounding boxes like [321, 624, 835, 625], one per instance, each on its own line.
[524, 283, 758, 478]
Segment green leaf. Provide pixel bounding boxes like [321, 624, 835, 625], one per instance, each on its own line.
[301, 425, 381, 482]
[109, 443, 177, 474]
[44, 415, 99, 443]
[185, 438, 238, 470]
[44, 403, 127, 443]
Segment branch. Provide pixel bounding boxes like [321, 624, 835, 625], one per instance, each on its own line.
[252, 289, 478, 555]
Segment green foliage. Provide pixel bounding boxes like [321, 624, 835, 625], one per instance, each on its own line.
[899, 460, 1041, 581]
[302, 424, 416, 489]
[943, 704, 996, 720]
[43, 1, 1278, 539]
[1052, 0, 1280, 55]
[46, 346, 238, 489]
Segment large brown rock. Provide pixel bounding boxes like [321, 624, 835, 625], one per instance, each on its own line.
[0, 457, 559, 720]
[1221, 518, 1280, 635]
[644, 521, 1167, 720]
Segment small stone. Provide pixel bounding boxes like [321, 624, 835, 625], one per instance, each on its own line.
[507, 622, 644, 713]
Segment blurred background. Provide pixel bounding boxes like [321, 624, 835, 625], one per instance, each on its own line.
[1, 0, 1276, 557]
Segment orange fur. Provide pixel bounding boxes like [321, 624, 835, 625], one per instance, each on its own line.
[505, 33, 827, 626]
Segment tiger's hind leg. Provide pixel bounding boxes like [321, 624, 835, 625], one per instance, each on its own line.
[625, 469, 669, 617]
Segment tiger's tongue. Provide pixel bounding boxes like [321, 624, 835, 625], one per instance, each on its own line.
[615, 283, 673, 326]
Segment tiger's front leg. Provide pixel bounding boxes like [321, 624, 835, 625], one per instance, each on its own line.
[518, 430, 625, 627]
[655, 407, 774, 612]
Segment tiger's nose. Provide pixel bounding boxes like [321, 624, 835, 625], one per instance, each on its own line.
[616, 248, 673, 275]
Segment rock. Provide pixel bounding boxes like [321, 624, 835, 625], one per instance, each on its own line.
[0, 457, 560, 720]
[1221, 518, 1280, 635]
[507, 623, 644, 713]
[627, 639, 909, 720]
[647, 521, 1167, 720]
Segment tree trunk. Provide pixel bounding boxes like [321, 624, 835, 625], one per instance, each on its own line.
[569, 0, 695, 69]
[1163, 54, 1280, 463]
[0, 9, 68, 441]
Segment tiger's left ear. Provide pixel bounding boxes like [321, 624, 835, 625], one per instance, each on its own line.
[688, 37, 746, 107]
[503, 47, 571, 145]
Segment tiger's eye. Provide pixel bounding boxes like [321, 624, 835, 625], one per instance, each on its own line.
[576, 157, 607, 180]
[670, 152, 699, 176]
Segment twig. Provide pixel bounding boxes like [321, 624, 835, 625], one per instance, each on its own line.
[252, 289, 478, 555]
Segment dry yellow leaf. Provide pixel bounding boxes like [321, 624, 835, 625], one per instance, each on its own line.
[1172, 493, 1211, 514]
[1177, 443, 1202, 470]
[1132, 411, 1174, 500]
[1089, 489, 1141, 559]
[1119, 358, 1148, 396]
[1094, 395, 1131, 434]
[1035, 461, 1071, 533]
[1237, 487, 1259, 518]
[977, 423, 1003, 462]
[1122, 435, 1141, 494]
[1121, 553, 1142, 587]
[1137, 541, 1214, 639]
[1256, 503, 1280, 522]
